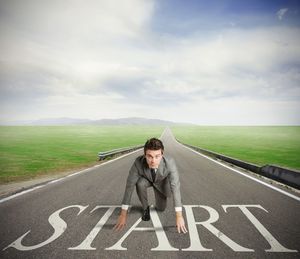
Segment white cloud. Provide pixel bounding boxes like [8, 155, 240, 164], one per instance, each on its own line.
[146, 26, 300, 104]
[277, 8, 288, 20]
[0, 1, 299, 125]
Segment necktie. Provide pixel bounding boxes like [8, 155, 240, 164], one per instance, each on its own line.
[151, 168, 156, 182]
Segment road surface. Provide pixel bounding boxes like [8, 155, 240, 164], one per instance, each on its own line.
[0, 127, 299, 258]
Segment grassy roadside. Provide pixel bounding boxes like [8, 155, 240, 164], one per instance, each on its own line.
[0, 125, 165, 184]
[171, 126, 300, 171]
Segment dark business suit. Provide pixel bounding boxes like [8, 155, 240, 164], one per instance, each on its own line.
[121, 155, 182, 210]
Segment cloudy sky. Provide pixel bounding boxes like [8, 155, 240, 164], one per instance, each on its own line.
[0, 0, 299, 125]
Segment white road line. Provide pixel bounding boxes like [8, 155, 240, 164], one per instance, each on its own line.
[179, 143, 300, 202]
[0, 128, 166, 204]
[0, 148, 143, 204]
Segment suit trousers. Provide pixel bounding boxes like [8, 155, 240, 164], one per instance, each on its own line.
[136, 177, 167, 211]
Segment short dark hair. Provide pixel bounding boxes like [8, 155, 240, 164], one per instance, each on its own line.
[144, 138, 164, 154]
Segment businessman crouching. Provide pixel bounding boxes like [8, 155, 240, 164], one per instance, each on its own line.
[114, 137, 187, 234]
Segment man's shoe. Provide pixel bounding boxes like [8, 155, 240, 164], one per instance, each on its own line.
[142, 206, 150, 221]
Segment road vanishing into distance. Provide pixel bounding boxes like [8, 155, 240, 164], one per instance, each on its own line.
[0, 127, 299, 259]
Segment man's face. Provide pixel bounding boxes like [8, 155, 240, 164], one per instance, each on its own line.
[145, 149, 163, 169]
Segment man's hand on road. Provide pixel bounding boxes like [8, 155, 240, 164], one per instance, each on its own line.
[113, 209, 127, 231]
[176, 212, 188, 234]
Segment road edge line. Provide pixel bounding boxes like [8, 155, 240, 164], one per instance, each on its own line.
[0, 127, 168, 204]
[177, 141, 300, 202]
[0, 148, 143, 204]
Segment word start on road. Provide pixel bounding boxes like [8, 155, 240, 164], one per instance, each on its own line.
[3, 205, 298, 253]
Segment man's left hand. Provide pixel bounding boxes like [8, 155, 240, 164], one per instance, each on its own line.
[176, 213, 188, 234]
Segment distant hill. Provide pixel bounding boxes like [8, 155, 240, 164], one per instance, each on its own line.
[92, 117, 187, 125]
[1, 117, 193, 126]
[29, 117, 93, 125]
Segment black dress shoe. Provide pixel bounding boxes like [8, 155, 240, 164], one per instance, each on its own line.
[142, 206, 150, 221]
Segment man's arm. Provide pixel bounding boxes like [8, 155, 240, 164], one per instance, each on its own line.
[114, 162, 140, 231]
[168, 158, 188, 234]
[168, 158, 182, 208]
[121, 161, 140, 205]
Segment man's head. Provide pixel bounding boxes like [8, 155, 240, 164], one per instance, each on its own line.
[144, 138, 164, 169]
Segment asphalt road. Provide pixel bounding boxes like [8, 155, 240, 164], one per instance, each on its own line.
[0, 127, 299, 259]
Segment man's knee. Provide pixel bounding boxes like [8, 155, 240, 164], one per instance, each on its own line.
[136, 177, 150, 191]
[155, 198, 167, 211]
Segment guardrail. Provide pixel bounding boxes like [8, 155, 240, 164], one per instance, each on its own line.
[98, 145, 144, 161]
[177, 139, 300, 190]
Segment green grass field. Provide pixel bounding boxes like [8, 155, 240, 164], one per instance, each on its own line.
[0, 125, 164, 183]
[1, 125, 299, 184]
[171, 126, 300, 171]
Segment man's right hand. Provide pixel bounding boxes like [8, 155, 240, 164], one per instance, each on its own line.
[113, 209, 127, 231]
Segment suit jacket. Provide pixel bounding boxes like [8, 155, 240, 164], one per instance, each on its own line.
[121, 155, 182, 208]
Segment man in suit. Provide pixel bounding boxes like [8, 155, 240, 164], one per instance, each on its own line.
[114, 138, 188, 234]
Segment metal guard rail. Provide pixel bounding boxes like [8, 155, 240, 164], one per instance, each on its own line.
[98, 145, 144, 161]
[177, 139, 300, 190]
